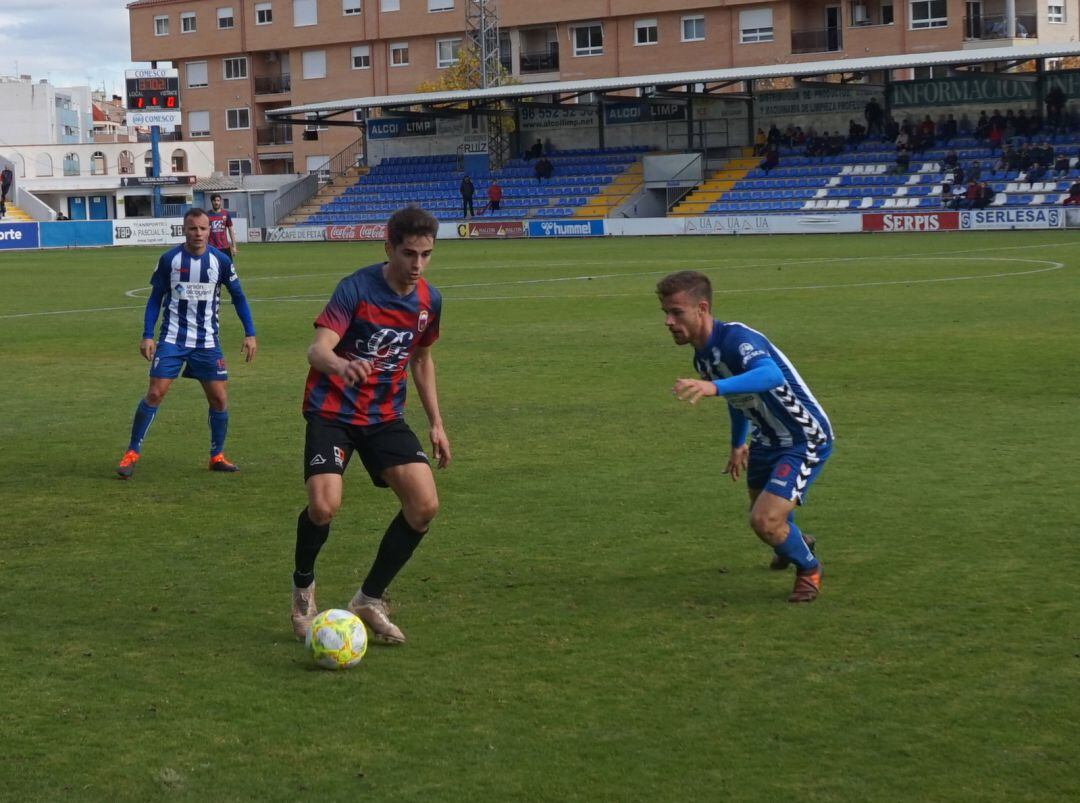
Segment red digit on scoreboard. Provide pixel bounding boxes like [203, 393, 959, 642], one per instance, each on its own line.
[166, 96, 175, 108]
[136, 97, 144, 108]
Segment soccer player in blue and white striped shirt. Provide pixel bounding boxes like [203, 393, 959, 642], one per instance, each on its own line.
[658, 270, 833, 603]
[116, 208, 257, 478]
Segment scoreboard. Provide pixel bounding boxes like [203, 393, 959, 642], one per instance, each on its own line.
[125, 68, 180, 110]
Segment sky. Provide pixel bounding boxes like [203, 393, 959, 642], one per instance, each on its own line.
[0, 0, 138, 96]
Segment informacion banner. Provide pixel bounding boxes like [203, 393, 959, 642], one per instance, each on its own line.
[0, 222, 40, 250]
[890, 75, 1037, 108]
[519, 105, 598, 131]
[366, 117, 438, 140]
[862, 211, 959, 232]
[112, 218, 186, 246]
[324, 223, 387, 241]
[960, 207, 1062, 230]
[527, 219, 604, 237]
[455, 221, 526, 239]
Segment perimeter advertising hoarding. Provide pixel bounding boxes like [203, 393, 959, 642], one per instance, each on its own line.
[263, 227, 326, 242]
[960, 208, 1062, 230]
[456, 221, 526, 239]
[527, 219, 604, 237]
[112, 218, 186, 246]
[862, 212, 959, 232]
[682, 215, 861, 235]
[325, 224, 388, 241]
[0, 223, 39, 250]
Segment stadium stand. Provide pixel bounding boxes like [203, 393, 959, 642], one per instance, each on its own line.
[300, 146, 650, 225]
[695, 132, 1080, 215]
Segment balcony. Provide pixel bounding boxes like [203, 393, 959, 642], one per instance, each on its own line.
[521, 45, 559, 74]
[257, 124, 293, 146]
[791, 28, 843, 54]
[964, 14, 1037, 41]
[254, 74, 291, 95]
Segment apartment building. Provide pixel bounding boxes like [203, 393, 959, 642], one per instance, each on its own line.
[0, 76, 96, 146]
[128, 0, 1079, 176]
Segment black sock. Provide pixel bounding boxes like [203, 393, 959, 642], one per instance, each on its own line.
[293, 507, 330, 587]
[360, 511, 426, 598]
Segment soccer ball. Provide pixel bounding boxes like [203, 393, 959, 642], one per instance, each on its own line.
[305, 609, 368, 670]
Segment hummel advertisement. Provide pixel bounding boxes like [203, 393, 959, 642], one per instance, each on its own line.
[0, 222, 40, 250]
[527, 219, 605, 237]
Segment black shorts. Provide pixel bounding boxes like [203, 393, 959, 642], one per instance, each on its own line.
[304, 415, 429, 486]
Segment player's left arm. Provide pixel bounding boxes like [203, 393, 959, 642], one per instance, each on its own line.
[410, 344, 451, 469]
[226, 212, 237, 255]
[222, 265, 257, 362]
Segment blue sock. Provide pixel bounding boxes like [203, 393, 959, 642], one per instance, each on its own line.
[128, 400, 158, 453]
[208, 408, 229, 457]
[773, 521, 819, 572]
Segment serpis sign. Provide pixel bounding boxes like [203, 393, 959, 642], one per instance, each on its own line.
[0, 223, 40, 250]
[527, 219, 605, 237]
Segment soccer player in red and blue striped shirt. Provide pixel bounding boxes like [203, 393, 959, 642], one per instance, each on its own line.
[290, 207, 451, 644]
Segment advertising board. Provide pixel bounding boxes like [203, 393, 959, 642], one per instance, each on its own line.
[456, 221, 526, 239]
[862, 212, 960, 232]
[527, 219, 604, 237]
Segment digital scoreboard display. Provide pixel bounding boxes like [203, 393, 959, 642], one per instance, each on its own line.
[125, 70, 180, 110]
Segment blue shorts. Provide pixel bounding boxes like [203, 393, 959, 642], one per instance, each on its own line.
[747, 440, 832, 505]
[150, 342, 228, 382]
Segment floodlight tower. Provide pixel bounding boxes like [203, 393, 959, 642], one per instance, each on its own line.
[464, 0, 509, 168]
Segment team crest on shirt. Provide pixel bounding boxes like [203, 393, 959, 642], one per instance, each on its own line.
[417, 309, 430, 333]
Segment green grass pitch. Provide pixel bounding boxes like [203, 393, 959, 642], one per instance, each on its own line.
[1, 231, 1078, 800]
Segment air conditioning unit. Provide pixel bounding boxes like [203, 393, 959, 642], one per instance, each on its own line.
[853, 5, 869, 23]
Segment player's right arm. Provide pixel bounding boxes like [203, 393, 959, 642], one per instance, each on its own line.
[140, 256, 170, 361]
[307, 326, 372, 387]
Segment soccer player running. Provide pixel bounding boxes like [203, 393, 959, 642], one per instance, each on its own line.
[116, 208, 257, 478]
[207, 193, 237, 259]
[658, 271, 832, 602]
[291, 207, 451, 644]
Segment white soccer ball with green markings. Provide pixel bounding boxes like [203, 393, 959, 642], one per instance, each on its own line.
[305, 609, 368, 669]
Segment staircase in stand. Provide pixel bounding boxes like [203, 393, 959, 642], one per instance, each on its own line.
[669, 154, 759, 216]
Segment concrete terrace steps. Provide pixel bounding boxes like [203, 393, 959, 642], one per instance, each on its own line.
[670, 157, 758, 216]
[576, 161, 642, 217]
[1, 203, 34, 222]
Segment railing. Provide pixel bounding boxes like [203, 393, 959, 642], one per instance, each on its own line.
[257, 124, 293, 146]
[963, 14, 1038, 40]
[791, 27, 842, 54]
[254, 74, 291, 95]
[521, 46, 559, 74]
[161, 203, 192, 217]
[15, 186, 57, 221]
[271, 135, 365, 224]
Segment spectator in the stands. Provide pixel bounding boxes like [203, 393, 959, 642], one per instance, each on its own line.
[1063, 180, 1080, 205]
[1053, 151, 1072, 178]
[459, 174, 475, 218]
[942, 150, 959, 172]
[987, 122, 1004, 152]
[485, 180, 503, 214]
[1046, 85, 1067, 129]
[891, 147, 911, 175]
[767, 123, 782, 148]
[919, 115, 936, 142]
[864, 97, 884, 137]
[534, 156, 554, 182]
[940, 114, 958, 144]
[895, 129, 910, 151]
[526, 138, 543, 161]
[753, 128, 767, 156]
[960, 180, 981, 209]
[967, 160, 983, 183]
[759, 145, 780, 174]
[974, 111, 990, 140]
[976, 182, 995, 209]
[884, 116, 900, 142]
[847, 119, 866, 146]
[940, 179, 958, 209]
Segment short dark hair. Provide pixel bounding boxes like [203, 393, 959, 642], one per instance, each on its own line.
[656, 271, 712, 306]
[210, 193, 222, 201]
[184, 207, 209, 224]
[386, 206, 439, 246]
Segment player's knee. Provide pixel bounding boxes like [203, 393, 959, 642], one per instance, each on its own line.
[404, 495, 439, 530]
[144, 388, 166, 406]
[308, 498, 339, 526]
[749, 509, 783, 538]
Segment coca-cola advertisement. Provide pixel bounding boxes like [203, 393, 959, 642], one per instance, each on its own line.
[324, 224, 388, 241]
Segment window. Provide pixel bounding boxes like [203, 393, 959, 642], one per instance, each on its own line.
[188, 111, 211, 137]
[223, 57, 248, 80]
[171, 149, 188, 172]
[63, 153, 80, 177]
[739, 8, 774, 43]
[436, 38, 461, 68]
[154, 15, 169, 35]
[1048, 3, 1066, 23]
[118, 150, 135, 174]
[572, 24, 603, 56]
[228, 158, 253, 176]
[681, 15, 705, 41]
[91, 151, 107, 175]
[217, 7, 235, 28]
[390, 42, 409, 66]
[302, 49, 327, 78]
[381, 0, 400, 10]
[635, 19, 658, 46]
[226, 108, 251, 130]
[186, 61, 209, 88]
[255, 2, 273, 24]
[343, 0, 361, 14]
[909, 0, 947, 29]
[428, 0, 453, 11]
[293, 0, 317, 26]
[351, 44, 371, 69]
[181, 12, 196, 33]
